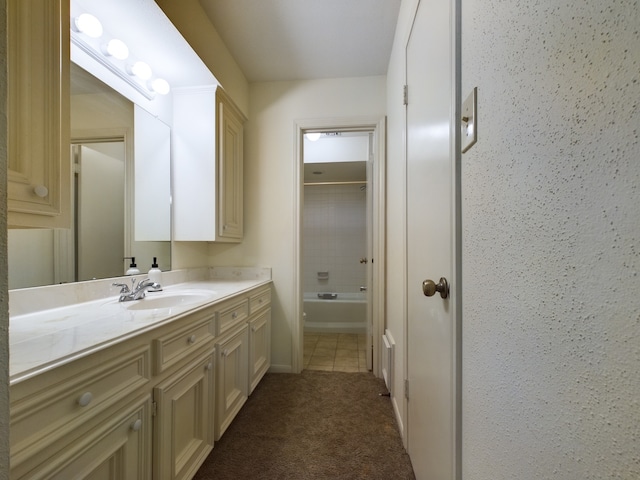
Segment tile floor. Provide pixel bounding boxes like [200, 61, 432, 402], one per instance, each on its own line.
[303, 332, 369, 372]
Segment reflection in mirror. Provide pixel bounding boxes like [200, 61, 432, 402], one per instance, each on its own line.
[7, 64, 171, 289]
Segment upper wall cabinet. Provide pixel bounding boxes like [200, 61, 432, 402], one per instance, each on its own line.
[173, 86, 246, 242]
[7, 0, 71, 228]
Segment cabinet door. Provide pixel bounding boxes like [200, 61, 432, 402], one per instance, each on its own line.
[15, 396, 152, 480]
[154, 352, 215, 480]
[7, 0, 70, 228]
[249, 308, 271, 394]
[215, 324, 249, 440]
[216, 89, 246, 241]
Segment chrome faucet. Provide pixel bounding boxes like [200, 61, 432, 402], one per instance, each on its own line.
[113, 278, 162, 302]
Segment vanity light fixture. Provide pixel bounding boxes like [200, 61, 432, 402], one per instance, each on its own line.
[149, 78, 171, 95]
[71, 12, 171, 100]
[73, 13, 103, 38]
[305, 132, 321, 142]
[126, 61, 153, 80]
[102, 39, 129, 60]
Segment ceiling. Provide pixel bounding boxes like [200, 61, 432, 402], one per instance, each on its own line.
[198, 0, 402, 82]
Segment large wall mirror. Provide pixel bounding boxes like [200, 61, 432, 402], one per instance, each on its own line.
[7, 64, 172, 289]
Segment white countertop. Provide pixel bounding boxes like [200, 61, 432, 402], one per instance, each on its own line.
[9, 268, 271, 385]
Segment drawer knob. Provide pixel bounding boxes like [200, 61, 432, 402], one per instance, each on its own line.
[252, 326, 257, 332]
[206, 362, 213, 371]
[188, 334, 197, 344]
[223, 349, 229, 357]
[77, 392, 93, 407]
[130, 419, 142, 431]
[258, 299, 263, 304]
[231, 312, 237, 319]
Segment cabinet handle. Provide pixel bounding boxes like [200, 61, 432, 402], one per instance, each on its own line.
[77, 392, 93, 407]
[130, 419, 142, 431]
[205, 362, 213, 371]
[188, 334, 196, 344]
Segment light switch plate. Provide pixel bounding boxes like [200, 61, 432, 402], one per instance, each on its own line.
[461, 87, 477, 153]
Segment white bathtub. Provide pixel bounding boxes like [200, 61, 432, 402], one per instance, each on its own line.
[303, 292, 367, 333]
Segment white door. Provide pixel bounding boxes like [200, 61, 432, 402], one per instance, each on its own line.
[406, 0, 458, 478]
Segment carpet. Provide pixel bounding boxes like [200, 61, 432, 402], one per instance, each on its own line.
[194, 370, 416, 479]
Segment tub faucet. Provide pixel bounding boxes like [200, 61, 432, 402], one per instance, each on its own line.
[113, 278, 162, 302]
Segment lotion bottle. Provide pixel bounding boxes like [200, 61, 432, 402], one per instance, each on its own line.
[148, 257, 162, 287]
[125, 257, 140, 275]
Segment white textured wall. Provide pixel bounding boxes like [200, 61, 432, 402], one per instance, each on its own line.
[0, 0, 10, 476]
[461, 0, 640, 478]
[208, 76, 386, 371]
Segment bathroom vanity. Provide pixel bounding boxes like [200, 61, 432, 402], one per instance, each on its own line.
[9, 269, 271, 479]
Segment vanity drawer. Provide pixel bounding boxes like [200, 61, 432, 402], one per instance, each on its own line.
[10, 344, 150, 466]
[216, 298, 249, 337]
[249, 287, 271, 314]
[153, 314, 215, 374]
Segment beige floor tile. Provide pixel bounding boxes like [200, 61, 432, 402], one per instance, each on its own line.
[309, 356, 335, 367]
[334, 357, 359, 368]
[305, 365, 334, 372]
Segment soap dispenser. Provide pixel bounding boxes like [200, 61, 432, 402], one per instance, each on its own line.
[148, 257, 162, 287]
[125, 257, 140, 275]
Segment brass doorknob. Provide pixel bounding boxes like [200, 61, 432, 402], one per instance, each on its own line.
[422, 277, 449, 299]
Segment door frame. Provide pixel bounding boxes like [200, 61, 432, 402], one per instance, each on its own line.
[292, 116, 386, 375]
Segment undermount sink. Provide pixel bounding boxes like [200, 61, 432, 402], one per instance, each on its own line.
[124, 292, 213, 311]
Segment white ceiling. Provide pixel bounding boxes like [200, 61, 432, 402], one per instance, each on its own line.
[198, 0, 402, 82]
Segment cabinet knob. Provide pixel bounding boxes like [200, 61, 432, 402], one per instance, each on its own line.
[231, 312, 237, 319]
[223, 349, 229, 357]
[77, 392, 93, 407]
[251, 326, 257, 332]
[188, 334, 196, 344]
[205, 362, 213, 371]
[33, 185, 49, 198]
[130, 419, 142, 431]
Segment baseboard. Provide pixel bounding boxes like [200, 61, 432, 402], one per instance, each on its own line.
[391, 395, 405, 446]
[268, 364, 293, 373]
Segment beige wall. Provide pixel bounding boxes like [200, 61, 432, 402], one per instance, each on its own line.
[461, 0, 640, 477]
[208, 76, 386, 371]
[0, 0, 10, 476]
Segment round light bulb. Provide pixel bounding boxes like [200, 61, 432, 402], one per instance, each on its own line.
[127, 61, 152, 80]
[103, 39, 129, 60]
[150, 78, 170, 95]
[305, 132, 321, 141]
[73, 14, 103, 38]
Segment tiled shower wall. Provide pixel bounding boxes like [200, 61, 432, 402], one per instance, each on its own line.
[303, 184, 366, 294]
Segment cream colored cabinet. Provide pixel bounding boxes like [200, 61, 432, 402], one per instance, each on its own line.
[9, 341, 152, 479]
[248, 288, 272, 394]
[154, 351, 215, 480]
[216, 88, 246, 241]
[172, 87, 246, 242]
[7, 0, 71, 228]
[214, 324, 249, 440]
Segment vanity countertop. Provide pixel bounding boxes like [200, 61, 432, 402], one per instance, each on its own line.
[9, 276, 271, 385]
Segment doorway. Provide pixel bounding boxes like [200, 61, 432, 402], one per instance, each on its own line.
[302, 131, 372, 371]
[293, 117, 386, 376]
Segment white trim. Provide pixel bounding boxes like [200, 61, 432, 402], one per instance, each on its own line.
[293, 116, 386, 376]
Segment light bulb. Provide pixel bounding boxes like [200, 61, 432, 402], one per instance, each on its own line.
[73, 13, 103, 38]
[127, 61, 152, 80]
[149, 78, 170, 95]
[305, 132, 321, 141]
[102, 39, 129, 60]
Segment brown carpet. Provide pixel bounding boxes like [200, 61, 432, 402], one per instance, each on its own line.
[194, 370, 416, 479]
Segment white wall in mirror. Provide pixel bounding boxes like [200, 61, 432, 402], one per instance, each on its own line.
[134, 105, 171, 241]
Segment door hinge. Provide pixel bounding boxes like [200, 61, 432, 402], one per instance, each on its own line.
[152, 401, 157, 417]
[404, 379, 410, 400]
[403, 85, 408, 105]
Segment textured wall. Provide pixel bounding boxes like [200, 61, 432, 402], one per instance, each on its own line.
[461, 0, 640, 478]
[0, 0, 10, 476]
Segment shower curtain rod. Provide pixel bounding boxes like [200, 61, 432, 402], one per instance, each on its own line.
[303, 181, 367, 186]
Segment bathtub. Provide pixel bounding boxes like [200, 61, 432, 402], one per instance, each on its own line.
[303, 292, 367, 333]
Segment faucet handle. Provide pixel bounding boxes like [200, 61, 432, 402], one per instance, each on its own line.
[112, 282, 130, 294]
